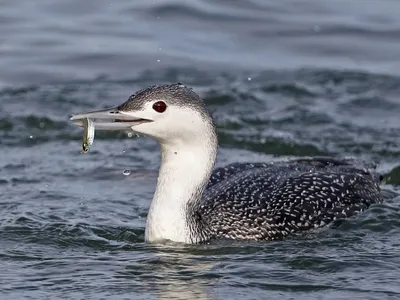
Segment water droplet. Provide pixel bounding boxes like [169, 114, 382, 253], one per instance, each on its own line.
[39, 122, 45, 128]
[122, 150, 126, 153]
[29, 135, 33, 139]
[157, 59, 160, 62]
[127, 132, 133, 138]
[123, 169, 131, 176]
[247, 77, 252, 81]
[159, 47, 162, 51]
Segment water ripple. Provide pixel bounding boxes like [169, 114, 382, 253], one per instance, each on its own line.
[1, 0, 400, 296]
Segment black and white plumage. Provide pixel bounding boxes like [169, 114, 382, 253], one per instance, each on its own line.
[196, 158, 382, 242]
[70, 83, 383, 244]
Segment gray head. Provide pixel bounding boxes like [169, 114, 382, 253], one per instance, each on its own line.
[119, 83, 209, 116]
[70, 83, 217, 147]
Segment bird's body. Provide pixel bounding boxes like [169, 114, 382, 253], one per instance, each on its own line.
[195, 158, 382, 243]
[70, 83, 383, 244]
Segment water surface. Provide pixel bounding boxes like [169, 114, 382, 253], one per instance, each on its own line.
[1, 1, 400, 299]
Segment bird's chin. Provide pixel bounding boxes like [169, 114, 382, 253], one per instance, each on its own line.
[69, 107, 153, 131]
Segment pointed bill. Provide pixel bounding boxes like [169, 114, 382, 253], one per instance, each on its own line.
[70, 107, 152, 131]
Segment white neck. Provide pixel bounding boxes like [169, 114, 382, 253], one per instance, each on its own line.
[145, 129, 217, 243]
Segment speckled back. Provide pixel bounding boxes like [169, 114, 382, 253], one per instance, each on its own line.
[195, 157, 382, 242]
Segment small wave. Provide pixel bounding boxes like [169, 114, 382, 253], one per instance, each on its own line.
[0, 213, 142, 251]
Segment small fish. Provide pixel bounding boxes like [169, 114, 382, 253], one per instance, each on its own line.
[81, 118, 95, 154]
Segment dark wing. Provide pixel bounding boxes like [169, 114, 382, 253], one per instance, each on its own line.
[265, 170, 383, 238]
[201, 159, 382, 241]
[207, 157, 381, 189]
[207, 162, 270, 189]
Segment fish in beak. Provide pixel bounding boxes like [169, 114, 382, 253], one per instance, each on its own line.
[70, 107, 152, 131]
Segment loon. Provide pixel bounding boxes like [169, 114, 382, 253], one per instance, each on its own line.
[70, 83, 383, 244]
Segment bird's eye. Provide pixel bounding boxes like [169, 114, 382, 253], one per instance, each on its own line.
[153, 101, 167, 113]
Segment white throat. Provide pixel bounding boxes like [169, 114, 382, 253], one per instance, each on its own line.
[144, 124, 217, 243]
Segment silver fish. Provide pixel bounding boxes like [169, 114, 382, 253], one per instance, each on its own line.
[81, 118, 95, 154]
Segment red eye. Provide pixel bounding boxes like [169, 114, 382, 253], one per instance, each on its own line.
[153, 101, 167, 113]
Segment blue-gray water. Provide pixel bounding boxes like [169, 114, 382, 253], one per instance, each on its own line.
[1, 1, 400, 299]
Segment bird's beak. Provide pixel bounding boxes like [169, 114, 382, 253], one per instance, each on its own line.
[70, 107, 152, 131]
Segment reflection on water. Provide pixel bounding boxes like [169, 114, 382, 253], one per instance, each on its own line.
[140, 245, 215, 300]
